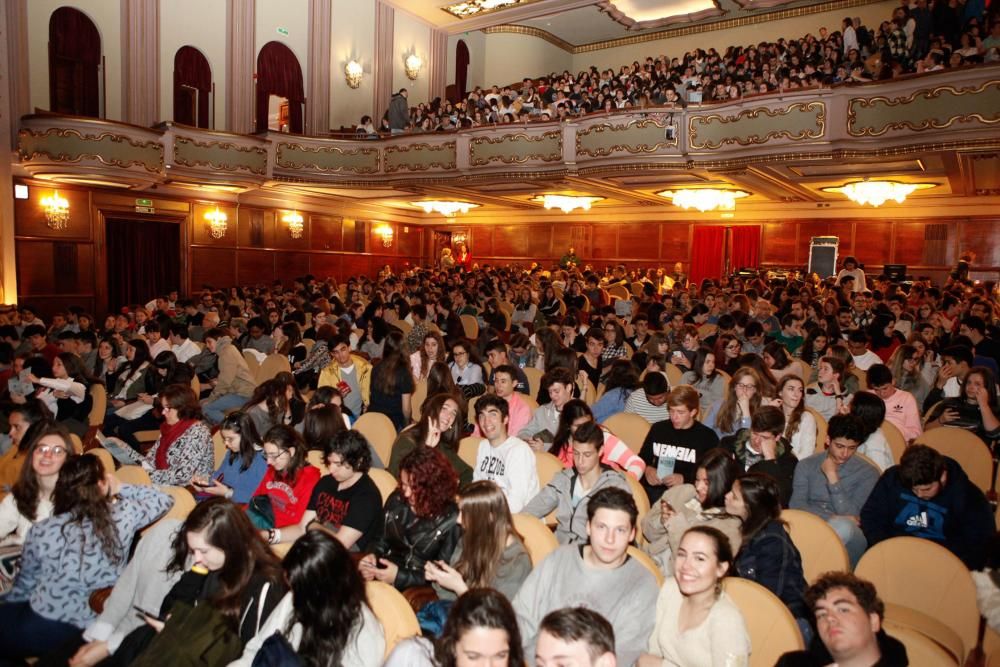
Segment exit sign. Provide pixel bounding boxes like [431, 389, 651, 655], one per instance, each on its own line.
[135, 198, 152, 207]
[276, 27, 289, 36]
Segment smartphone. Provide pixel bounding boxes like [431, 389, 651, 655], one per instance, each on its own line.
[133, 605, 166, 622]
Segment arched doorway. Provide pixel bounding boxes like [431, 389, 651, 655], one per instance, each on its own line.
[174, 46, 212, 128]
[255, 41, 304, 133]
[455, 40, 470, 100]
[48, 7, 101, 117]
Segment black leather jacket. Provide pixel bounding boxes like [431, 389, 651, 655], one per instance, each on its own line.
[371, 491, 461, 591]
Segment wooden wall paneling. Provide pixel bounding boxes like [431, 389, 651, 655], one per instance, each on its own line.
[526, 224, 551, 260]
[190, 202, 239, 246]
[493, 225, 528, 257]
[14, 186, 92, 240]
[308, 253, 342, 279]
[396, 224, 422, 257]
[273, 211, 310, 250]
[827, 221, 855, 259]
[618, 223, 658, 260]
[796, 221, 831, 265]
[16, 241, 57, 295]
[891, 221, 928, 266]
[341, 255, 371, 278]
[190, 247, 237, 289]
[760, 222, 796, 265]
[590, 225, 617, 261]
[470, 226, 493, 258]
[660, 223, 691, 264]
[75, 243, 95, 295]
[310, 215, 343, 251]
[959, 219, 1000, 267]
[850, 221, 890, 269]
[369, 222, 397, 254]
[237, 249, 275, 285]
[274, 252, 311, 282]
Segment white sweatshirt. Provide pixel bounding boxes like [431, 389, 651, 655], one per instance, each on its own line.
[473, 436, 539, 513]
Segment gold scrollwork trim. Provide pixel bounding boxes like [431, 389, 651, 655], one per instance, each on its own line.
[18, 128, 164, 173]
[576, 118, 678, 157]
[847, 81, 1000, 137]
[469, 132, 563, 166]
[174, 136, 268, 175]
[384, 142, 457, 173]
[276, 142, 380, 174]
[688, 102, 825, 149]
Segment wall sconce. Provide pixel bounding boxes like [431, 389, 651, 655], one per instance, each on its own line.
[41, 190, 70, 230]
[204, 206, 228, 239]
[375, 223, 394, 247]
[345, 60, 363, 89]
[404, 53, 422, 80]
[283, 210, 304, 239]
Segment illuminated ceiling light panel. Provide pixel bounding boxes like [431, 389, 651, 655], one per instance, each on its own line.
[412, 200, 480, 216]
[820, 179, 936, 207]
[533, 194, 604, 213]
[657, 188, 749, 212]
[442, 0, 539, 19]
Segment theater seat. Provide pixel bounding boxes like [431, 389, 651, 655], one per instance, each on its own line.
[722, 577, 805, 667]
[603, 412, 651, 454]
[353, 412, 396, 468]
[366, 580, 420, 658]
[512, 513, 558, 566]
[781, 509, 849, 583]
[368, 469, 398, 506]
[914, 427, 992, 493]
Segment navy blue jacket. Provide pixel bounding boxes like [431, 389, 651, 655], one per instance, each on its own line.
[735, 520, 808, 620]
[860, 457, 994, 570]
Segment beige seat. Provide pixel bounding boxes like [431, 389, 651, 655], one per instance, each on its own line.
[302, 338, 315, 353]
[390, 319, 412, 336]
[849, 366, 868, 390]
[663, 363, 683, 388]
[914, 427, 992, 493]
[603, 412, 652, 455]
[535, 451, 564, 488]
[366, 580, 420, 658]
[115, 465, 152, 485]
[523, 367, 543, 399]
[256, 354, 292, 384]
[212, 430, 227, 468]
[607, 284, 629, 301]
[87, 447, 116, 474]
[697, 323, 717, 340]
[879, 421, 906, 465]
[353, 412, 397, 470]
[243, 350, 262, 375]
[306, 449, 326, 470]
[458, 435, 480, 468]
[795, 360, 812, 383]
[805, 407, 828, 449]
[623, 472, 651, 546]
[722, 577, 805, 667]
[69, 433, 84, 454]
[855, 536, 978, 663]
[368, 468, 398, 505]
[88, 383, 107, 428]
[512, 513, 559, 566]
[781, 509, 849, 583]
[152, 485, 197, 525]
[410, 379, 427, 422]
[271, 542, 293, 559]
[626, 545, 663, 586]
[460, 314, 479, 340]
[883, 620, 959, 666]
[191, 376, 201, 397]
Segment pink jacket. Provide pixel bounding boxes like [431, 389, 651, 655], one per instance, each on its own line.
[555, 430, 646, 480]
[883, 387, 923, 442]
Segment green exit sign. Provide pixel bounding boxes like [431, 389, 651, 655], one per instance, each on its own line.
[135, 198, 152, 207]
[276, 27, 289, 36]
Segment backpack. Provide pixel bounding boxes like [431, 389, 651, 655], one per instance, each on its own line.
[131, 601, 243, 667]
[251, 633, 302, 667]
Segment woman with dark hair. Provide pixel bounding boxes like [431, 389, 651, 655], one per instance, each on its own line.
[300, 403, 349, 450]
[273, 430, 382, 551]
[704, 367, 764, 439]
[449, 339, 487, 399]
[94, 338, 123, 389]
[247, 373, 306, 436]
[425, 361, 462, 410]
[715, 333, 743, 376]
[775, 375, 816, 460]
[360, 446, 461, 591]
[867, 313, 902, 363]
[305, 385, 355, 425]
[764, 340, 800, 385]
[0, 421, 68, 548]
[682, 346, 726, 416]
[0, 399, 52, 498]
[369, 330, 415, 431]
[102, 350, 195, 451]
[601, 321, 628, 361]
[0, 453, 171, 659]
[359, 317, 389, 360]
[546, 399, 644, 479]
[726, 473, 809, 636]
[251, 425, 321, 533]
[591, 359, 640, 423]
[25, 352, 94, 437]
[538, 285, 561, 320]
[849, 391, 894, 472]
[639, 526, 750, 667]
[107, 338, 151, 411]
[274, 321, 307, 367]
[231, 529, 384, 666]
[390, 393, 472, 484]
[800, 329, 829, 380]
[411, 331, 447, 383]
[384, 588, 525, 667]
[142, 383, 213, 486]
[195, 410, 267, 504]
[642, 448, 743, 575]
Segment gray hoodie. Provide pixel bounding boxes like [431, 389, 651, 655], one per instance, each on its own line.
[523, 467, 632, 545]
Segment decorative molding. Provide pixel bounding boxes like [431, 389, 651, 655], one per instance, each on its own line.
[441, 0, 545, 20]
[384, 142, 457, 173]
[307, 0, 333, 134]
[847, 80, 1000, 137]
[576, 117, 678, 157]
[275, 142, 380, 174]
[470, 131, 562, 166]
[121, 0, 160, 128]
[688, 102, 825, 150]
[174, 136, 267, 175]
[596, 0, 724, 32]
[226, 0, 255, 133]
[481, 25, 575, 52]
[19, 127, 164, 172]
[373, 1, 394, 127]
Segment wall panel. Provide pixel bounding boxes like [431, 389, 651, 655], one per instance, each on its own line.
[660, 224, 690, 264]
[191, 247, 237, 289]
[960, 219, 1000, 267]
[852, 222, 892, 267]
[493, 225, 528, 257]
[310, 215, 344, 250]
[470, 226, 493, 257]
[590, 226, 618, 261]
[761, 222, 796, 264]
[618, 224, 658, 260]
[237, 250, 276, 285]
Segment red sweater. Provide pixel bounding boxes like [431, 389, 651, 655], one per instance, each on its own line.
[251, 465, 321, 528]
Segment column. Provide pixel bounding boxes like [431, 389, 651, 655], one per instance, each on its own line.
[428, 28, 447, 104]
[0, 1, 24, 303]
[121, 0, 160, 127]
[227, 0, 256, 134]
[306, 0, 332, 134]
[372, 0, 394, 124]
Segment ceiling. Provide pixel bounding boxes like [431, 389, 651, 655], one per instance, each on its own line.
[391, 0, 842, 44]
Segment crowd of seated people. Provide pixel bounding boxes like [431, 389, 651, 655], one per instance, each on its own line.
[361, 1, 1000, 135]
[0, 244, 998, 664]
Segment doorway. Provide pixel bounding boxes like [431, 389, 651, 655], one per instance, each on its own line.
[105, 219, 181, 309]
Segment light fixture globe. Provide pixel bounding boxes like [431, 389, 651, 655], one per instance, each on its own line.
[344, 60, 363, 89]
[404, 54, 423, 80]
[283, 210, 304, 238]
[657, 188, 749, 212]
[204, 206, 228, 239]
[412, 201, 479, 216]
[821, 179, 936, 207]
[532, 195, 604, 213]
[41, 190, 70, 229]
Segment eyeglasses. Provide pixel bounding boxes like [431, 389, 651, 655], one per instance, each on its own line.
[37, 445, 68, 457]
[735, 383, 757, 391]
[160, 405, 174, 412]
[263, 449, 289, 462]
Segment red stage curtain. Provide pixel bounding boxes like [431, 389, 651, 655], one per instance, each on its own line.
[49, 7, 101, 117]
[731, 225, 761, 270]
[105, 219, 181, 310]
[690, 226, 726, 287]
[174, 46, 212, 128]
[255, 41, 305, 133]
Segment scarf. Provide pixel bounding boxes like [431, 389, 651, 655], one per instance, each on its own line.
[155, 419, 199, 470]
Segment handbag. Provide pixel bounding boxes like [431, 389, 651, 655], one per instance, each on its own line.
[248, 495, 276, 530]
[131, 601, 243, 667]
